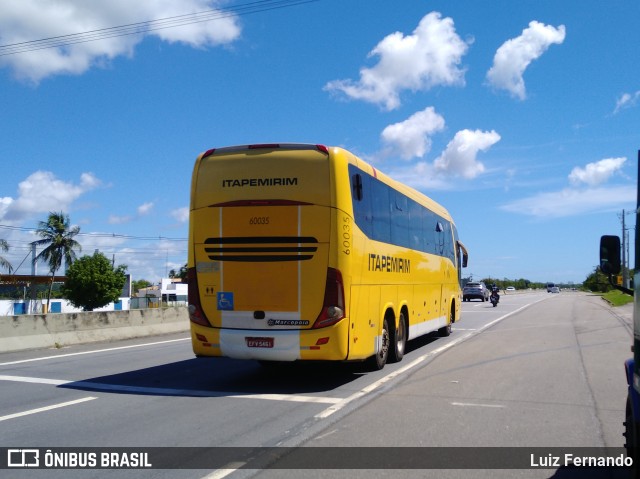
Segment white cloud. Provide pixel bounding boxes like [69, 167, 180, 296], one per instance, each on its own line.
[108, 214, 133, 225]
[568, 157, 626, 186]
[614, 91, 640, 114]
[486, 21, 565, 100]
[110, 201, 155, 224]
[0, 197, 14, 222]
[500, 185, 636, 218]
[0, 0, 241, 83]
[324, 12, 469, 110]
[137, 202, 154, 216]
[170, 207, 190, 223]
[2, 171, 101, 223]
[434, 129, 501, 179]
[386, 161, 454, 191]
[380, 107, 445, 160]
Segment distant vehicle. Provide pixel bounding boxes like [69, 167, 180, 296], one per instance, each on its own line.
[546, 282, 556, 292]
[463, 282, 490, 302]
[550, 286, 560, 293]
[506, 286, 516, 292]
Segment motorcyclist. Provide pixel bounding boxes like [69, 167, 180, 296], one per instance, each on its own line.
[490, 284, 500, 302]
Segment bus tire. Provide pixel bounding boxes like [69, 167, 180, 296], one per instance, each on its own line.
[367, 317, 390, 370]
[389, 311, 407, 363]
[624, 393, 640, 467]
[438, 305, 453, 337]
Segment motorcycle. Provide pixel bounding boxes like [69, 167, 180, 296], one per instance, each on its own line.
[490, 289, 500, 307]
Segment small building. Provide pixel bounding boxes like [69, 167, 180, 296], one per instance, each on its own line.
[133, 278, 187, 309]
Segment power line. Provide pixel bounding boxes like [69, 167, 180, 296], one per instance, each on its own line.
[0, 0, 319, 57]
[0, 224, 187, 242]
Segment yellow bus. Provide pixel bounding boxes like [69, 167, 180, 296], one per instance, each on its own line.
[187, 144, 468, 369]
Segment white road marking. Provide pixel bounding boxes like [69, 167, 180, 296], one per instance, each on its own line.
[0, 338, 190, 366]
[452, 402, 505, 408]
[202, 463, 247, 479]
[0, 375, 70, 385]
[0, 396, 97, 422]
[0, 374, 340, 404]
[315, 298, 547, 419]
[462, 310, 500, 313]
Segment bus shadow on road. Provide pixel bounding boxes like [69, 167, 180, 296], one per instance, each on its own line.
[58, 330, 450, 398]
[58, 356, 368, 398]
[405, 331, 441, 355]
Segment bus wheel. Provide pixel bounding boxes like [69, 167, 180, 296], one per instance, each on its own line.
[438, 306, 453, 337]
[390, 312, 406, 363]
[624, 393, 640, 465]
[368, 317, 390, 370]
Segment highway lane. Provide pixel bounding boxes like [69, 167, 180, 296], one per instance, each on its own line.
[0, 291, 629, 478]
[252, 291, 632, 479]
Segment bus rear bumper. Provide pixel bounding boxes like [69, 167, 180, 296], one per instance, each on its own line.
[190, 321, 349, 361]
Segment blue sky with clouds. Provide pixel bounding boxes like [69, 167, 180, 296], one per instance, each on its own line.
[0, 0, 638, 284]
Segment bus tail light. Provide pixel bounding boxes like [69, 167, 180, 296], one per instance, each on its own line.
[312, 268, 345, 329]
[188, 267, 211, 327]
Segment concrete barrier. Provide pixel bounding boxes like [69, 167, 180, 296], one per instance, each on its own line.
[0, 307, 190, 353]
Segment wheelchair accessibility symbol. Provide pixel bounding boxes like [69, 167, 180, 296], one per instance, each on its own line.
[217, 292, 234, 311]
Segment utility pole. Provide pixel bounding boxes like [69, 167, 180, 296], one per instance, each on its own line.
[31, 243, 36, 276]
[30, 243, 37, 311]
[623, 209, 628, 288]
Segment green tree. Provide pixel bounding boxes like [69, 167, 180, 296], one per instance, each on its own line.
[62, 252, 127, 311]
[0, 239, 13, 273]
[177, 263, 187, 282]
[168, 264, 187, 282]
[583, 266, 613, 293]
[32, 212, 81, 312]
[132, 279, 152, 296]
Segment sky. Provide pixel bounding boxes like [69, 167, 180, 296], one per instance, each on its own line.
[0, 0, 638, 285]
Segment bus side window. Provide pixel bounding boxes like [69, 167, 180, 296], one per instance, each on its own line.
[350, 167, 372, 237]
[371, 178, 391, 244]
[435, 221, 445, 255]
[352, 173, 363, 201]
[442, 221, 454, 262]
[391, 191, 409, 247]
[423, 210, 435, 254]
[409, 199, 423, 251]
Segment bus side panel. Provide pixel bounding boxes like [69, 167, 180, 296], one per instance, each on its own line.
[347, 284, 381, 361]
[298, 320, 350, 361]
[397, 283, 412, 327]
[443, 261, 461, 323]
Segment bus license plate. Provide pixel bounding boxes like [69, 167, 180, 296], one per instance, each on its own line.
[246, 337, 274, 348]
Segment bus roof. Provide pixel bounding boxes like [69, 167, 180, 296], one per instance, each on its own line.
[196, 143, 454, 224]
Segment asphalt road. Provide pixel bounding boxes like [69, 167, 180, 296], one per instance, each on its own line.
[0, 291, 632, 478]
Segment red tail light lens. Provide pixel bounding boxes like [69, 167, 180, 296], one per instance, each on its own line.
[187, 267, 211, 327]
[312, 268, 345, 329]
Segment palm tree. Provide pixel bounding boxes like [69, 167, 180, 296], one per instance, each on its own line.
[31, 212, 81, 311]
[0, 239, 12, 273]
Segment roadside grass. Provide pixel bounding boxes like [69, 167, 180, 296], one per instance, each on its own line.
[600, 289, 634, 307]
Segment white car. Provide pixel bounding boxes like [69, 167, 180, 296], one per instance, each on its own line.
[506, 286, 516, 292]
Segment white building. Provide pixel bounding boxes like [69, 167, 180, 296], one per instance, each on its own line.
[2, 278, 187, 316]
[132, 278, 188, 309]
